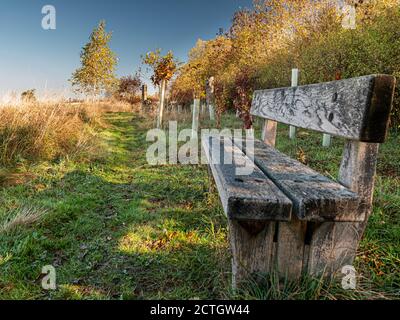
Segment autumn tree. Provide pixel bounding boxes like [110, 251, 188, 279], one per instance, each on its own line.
[71, 21, 118, 100]
[171, 0, 400, 128]
[171, 36, 232, 125]
[170, 1, 339, 126]
[142, 49, 178, 127]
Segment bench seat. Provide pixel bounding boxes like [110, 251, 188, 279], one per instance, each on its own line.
[202, 136, 292, 221]
[203, 135, 362, 224]
[235, 138, 362, 222]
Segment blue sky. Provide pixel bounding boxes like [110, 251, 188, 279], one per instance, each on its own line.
[0, 0, 253, 97]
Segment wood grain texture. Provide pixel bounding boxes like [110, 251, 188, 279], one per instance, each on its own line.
[307, 222, 361, 277]
[236, 138, 361, 222]
[229, 220, 275, 289]
[339, 141, 379, 221]
[262, 120, 277, 147]
[251, 75, 395, 143]
[275, 218, 307, 279]
[202, 136, 292, 221]
[305, 143, 380, 277]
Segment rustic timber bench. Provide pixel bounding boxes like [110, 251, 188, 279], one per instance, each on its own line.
[202, 74, 396, 288]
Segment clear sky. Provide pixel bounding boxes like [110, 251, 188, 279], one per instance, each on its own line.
[0, 0, 253, 98]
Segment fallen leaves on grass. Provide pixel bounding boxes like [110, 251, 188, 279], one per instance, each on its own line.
[296, 147, 307, 164]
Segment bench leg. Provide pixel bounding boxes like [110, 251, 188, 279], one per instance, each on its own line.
[275, 218, 307, 280]
[306, 222, 362, 278]
[274, 220, 362, 280]
[228, 220, 365, 283]
[228, 220, 275, 290]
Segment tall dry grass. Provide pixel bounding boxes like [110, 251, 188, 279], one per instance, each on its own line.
[0, 205, 48, 235]
[0, 100, 132, 166]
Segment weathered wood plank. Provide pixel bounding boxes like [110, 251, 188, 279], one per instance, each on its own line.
[236, 138, 361, 222]
[262, 120, 277, 147]
[229, 220, 275, 289]
[339, 141, 379, 222]
[251, 74, 395, 143]
[305, 142, 380, 277]
[307, 222, 361, 277]
[275, 218, 307, 279]
[202, 136, 292, 221]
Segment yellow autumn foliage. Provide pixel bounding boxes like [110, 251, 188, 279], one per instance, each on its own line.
[171, 0, 400, 127]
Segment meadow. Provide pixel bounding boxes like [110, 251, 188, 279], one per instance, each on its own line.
[0, 104, 398, 300]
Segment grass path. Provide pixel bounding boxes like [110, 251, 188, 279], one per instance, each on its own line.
[0, 112, 399, 300]
[0, 112, 229, 300]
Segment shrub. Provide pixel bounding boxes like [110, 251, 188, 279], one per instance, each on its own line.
[306, 9, 400, 128]
[115, 75, 142, 103]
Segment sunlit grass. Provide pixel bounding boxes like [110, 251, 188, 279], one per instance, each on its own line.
[0, 111, 398, 300]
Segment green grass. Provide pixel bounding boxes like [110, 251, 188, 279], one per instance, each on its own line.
[0, 111, 399, 300]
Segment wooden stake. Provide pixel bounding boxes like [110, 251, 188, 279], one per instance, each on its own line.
[209, 105, 215, 121]
[192, 98, 200, 138]
[262, 120, 277, 147]
[141, 84, 147, 112]
[323, 134, 332, 147]
[206, 77, 216, 122]
[201, 103, 207, 114]
[157, 79, 167, 128]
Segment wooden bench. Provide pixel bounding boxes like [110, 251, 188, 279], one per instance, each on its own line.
[202, 74, 396, 288]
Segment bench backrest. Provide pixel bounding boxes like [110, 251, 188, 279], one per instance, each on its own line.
[251, 75, 396, 143]
[251, 74, 396, 222]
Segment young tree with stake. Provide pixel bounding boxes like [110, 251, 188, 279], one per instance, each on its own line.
[142, 50, 178, 128]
